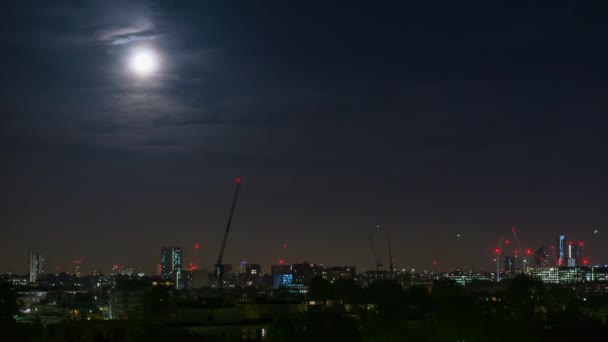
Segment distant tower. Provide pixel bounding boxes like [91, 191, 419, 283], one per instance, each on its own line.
[556, 234, 566, 266]
[161, 247, 183, 289]
[534, 247, 548, 266]
[566, 241, 576, 267]
[74, 259, 82, 277]
[29, 252, 44, 283]
[504, 256, 515, 274]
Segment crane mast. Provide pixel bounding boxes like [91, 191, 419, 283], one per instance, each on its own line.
[511, 227, 526, 273]
[386, 232, 394, 275]
[368, 235, 383, 279]
[214, 178, 242, 287]
[496, 236, 503, 282]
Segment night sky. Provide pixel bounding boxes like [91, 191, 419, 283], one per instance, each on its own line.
[2, 1, 608, 275]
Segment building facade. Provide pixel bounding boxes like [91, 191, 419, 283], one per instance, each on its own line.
[557, 234, 566, 266]
[29, 251, 44, 283]
[161, 247, 182, 289]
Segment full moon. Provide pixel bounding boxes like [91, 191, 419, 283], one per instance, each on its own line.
[129, 49, 158, 76]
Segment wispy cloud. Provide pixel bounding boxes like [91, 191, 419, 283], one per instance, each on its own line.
[97, 20, 156, 46]
[110, 34, 157, 46]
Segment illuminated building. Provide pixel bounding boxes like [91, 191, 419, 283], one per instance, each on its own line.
[328, 266, 357, 282]
[161, 247, 182, 289]
[589, 266, 608, 281]
[241, 263, 262, 287]
[273, 273, 293, 289]
[270, 264, 292, 289]
[285, 283, 308, 294]
[557, 234, 565, 266]
[559, 267, 588, 284]
[529, 267, 559, 284]
[565, 242, 575, 267]
[29, 251, 44, 283]
[245, 264, 261, 276]
[291, 262, 327, 284]
[444, 270, 491, 285]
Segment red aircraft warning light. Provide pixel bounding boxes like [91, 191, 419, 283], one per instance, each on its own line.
[194, 243, 200, 250]
[578, 241, 584, 247]
[279, 259, 284, 265]
[494, 247, 500, 254]
[583, 258, 589, 266]
[505, 240, 511, 245]
[525, 248, 532, 255]
[235, 177, 241, 184]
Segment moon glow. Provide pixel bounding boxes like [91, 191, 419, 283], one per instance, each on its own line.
[129, 49, 158, 76]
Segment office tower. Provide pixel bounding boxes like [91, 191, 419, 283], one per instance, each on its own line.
[534, 247, 548, 267]
[557, 234, 565, 266]
[161, 247, 183, 289]
[566, 242, 576, 267]
[29, 252, 44, 283]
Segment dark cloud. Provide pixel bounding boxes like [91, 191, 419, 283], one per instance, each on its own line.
[1, 1, 608, 274]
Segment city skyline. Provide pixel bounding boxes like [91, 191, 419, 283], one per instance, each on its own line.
[2, 1, 608, 275]
[5, 229, 605, 277]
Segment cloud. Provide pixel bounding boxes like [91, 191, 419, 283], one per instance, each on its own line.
[97, 20, 156, 46]
[110, 34, 157, 46]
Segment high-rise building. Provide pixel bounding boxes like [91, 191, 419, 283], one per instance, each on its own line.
[557, 234, 566, 266]
[566, 242, 576, 267]
[161, 247, 182, 289]
[534, 247, 548, 267]
[29, 252, 44, 283]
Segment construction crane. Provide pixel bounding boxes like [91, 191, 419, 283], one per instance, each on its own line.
[511, 227, 526, 272]
[368, 235, 383, 279]
[495, 237, 503, 282]
[214, 177, 242, 287]
[386, 232, 394, 275]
